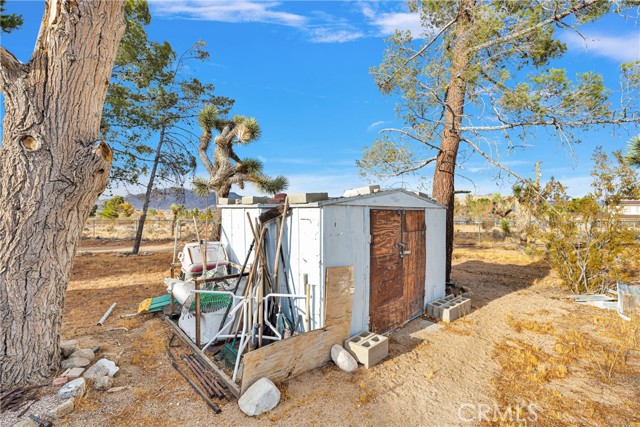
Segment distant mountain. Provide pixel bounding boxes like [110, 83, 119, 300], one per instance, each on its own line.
[120, 187, 242, 210]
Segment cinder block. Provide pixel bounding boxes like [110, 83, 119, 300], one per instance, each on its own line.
[218, 198, 238, 205]
[441, 297, 471, 323]
[241, 196, 270, 205]
[288, 193, 329, 204]
[427, 295, 471, 323]
[344, 332, 389, 368]
[343, 185, 380, 198]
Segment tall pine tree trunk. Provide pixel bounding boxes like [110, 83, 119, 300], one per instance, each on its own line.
[432, 0, 474, 282]
[0, 0, 125, 387]
[132, 125, 166, 254]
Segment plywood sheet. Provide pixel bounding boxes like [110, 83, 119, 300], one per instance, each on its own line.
[240, 266, 354, 394]
[403, 210, 426, 319]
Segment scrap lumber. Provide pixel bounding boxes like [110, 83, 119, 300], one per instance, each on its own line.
[163, 317, 240, 397]
[240, 266, 354, 394]
[167, 342, 221, 414]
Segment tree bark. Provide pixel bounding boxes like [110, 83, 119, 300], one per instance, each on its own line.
[132, 125, 166, 254]
[431, 0, 475, 282]
[0, 0, 125, 387]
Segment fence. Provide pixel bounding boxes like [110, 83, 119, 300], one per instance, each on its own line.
[81, 218, 218, 242]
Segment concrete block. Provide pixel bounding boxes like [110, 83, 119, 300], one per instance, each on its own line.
[344, 332, 389, 368]
[343, 185, 380, 198]
[441, 297, 471, 323]
[241, 196, 270, 205]
[288, 193, 329, 204]
[218, 198, 238, 205]
[427, 295, 471, 323]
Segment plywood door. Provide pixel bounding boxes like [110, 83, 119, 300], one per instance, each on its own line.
[369, 209, 426, 333]
[369, 210, 404, 333]
[403, 210, 426, 320]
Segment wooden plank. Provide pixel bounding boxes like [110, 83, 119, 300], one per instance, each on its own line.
[324, 266, 354, 326]
[163, 316, 240, 398]
[403, 210, 426, 320]
[240, 266, 354, 394]
[370, 210, 404, 333]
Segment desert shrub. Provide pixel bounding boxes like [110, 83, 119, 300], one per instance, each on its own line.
[519, 149, 639, 294]
[499, 218, 511, 236]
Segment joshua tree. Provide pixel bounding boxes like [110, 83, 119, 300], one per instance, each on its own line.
[628, 135, 640, 168]
[197, 104, 288, 200]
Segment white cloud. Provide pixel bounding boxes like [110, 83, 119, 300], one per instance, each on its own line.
[367, 120, 387, 131]
[150, 0, 307, 27]
[308, 28, 364, 43]
[562, 31, 640, 62]
[370, 12, 423, 37]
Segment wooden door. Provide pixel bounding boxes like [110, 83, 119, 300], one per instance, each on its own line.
[369, 209, 426, 333]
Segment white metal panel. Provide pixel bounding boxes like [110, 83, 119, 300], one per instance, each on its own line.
[425, 208, 447, 303]
[320, 205, 368, 335]
[220, 207, 262, 265]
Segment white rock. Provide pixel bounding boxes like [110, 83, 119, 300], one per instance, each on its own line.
[48, 397, 75, 419]
[94, 376, 113, 391]
[61, 357, 90, 369]
[83, 363, 109, 380]
[85, 358, 119, 378]
[331, 344, 358, 372]
[60, 340, 79, 358]
[238, 378, 281, 416]
[70, 348, 95, 361]
[58, 378, 86, 399]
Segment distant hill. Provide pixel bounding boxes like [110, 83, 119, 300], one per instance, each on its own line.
[115, 188, 242, 210]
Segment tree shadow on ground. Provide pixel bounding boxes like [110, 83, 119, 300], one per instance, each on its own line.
[389, 258, 552, 357]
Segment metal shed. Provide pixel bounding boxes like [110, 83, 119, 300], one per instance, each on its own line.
[219, 188, 447, 335]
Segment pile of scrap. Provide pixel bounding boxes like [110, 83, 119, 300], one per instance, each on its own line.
[568, 281, 640, 321]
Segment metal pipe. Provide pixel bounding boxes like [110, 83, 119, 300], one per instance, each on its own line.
[97, 303, 116, 326]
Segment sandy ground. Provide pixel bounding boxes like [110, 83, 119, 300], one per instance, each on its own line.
[5, 246, 639, 427]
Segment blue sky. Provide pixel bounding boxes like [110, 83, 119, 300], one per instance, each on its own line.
[1, 1, 639, 198]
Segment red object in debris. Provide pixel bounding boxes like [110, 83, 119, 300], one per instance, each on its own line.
[52, 377, 68, 387]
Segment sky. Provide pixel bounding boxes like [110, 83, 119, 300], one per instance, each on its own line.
[1, 0, 639, 199]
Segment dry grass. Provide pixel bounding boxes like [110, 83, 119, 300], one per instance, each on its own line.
[490, 313, 640, 426]
[506, 315, 556, 334]
[130, 320, 170, 368]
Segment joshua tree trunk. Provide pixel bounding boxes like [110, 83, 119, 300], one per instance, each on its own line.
[431, 0, 474, 282]
[132, 125, 166, 254]
[0, 0, 125, 387]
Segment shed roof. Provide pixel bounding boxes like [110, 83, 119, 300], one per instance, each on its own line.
[219, 188, 446, 210]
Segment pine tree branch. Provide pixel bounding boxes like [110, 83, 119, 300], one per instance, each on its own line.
[468, 0, 600, 54]
[379, 127, 444, 152]
[461, 116, 639, 132]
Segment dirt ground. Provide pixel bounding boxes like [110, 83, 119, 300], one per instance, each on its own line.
[9, 244, 639, 427]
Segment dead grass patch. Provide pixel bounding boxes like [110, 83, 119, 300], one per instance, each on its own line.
[490, 314, 640, 426]
[506, 315, 556, 335]
[130, 320, 169, 368]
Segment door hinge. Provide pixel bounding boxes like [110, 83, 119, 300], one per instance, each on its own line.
[368, 234, 373, 244]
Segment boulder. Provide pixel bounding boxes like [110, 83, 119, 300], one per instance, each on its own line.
[94, 376, 113, 391]
[48, 398, 75, 419]
[61, 357, 90, 369]
[58, 378, 86, 399]
[60, 340, 79, 358]
[69, 348, 95, 361]
[238, 378, 281, 416]
[330, 344, 358, 372]
[84, 358, 119, 378]
[64, 367, 85, 379]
